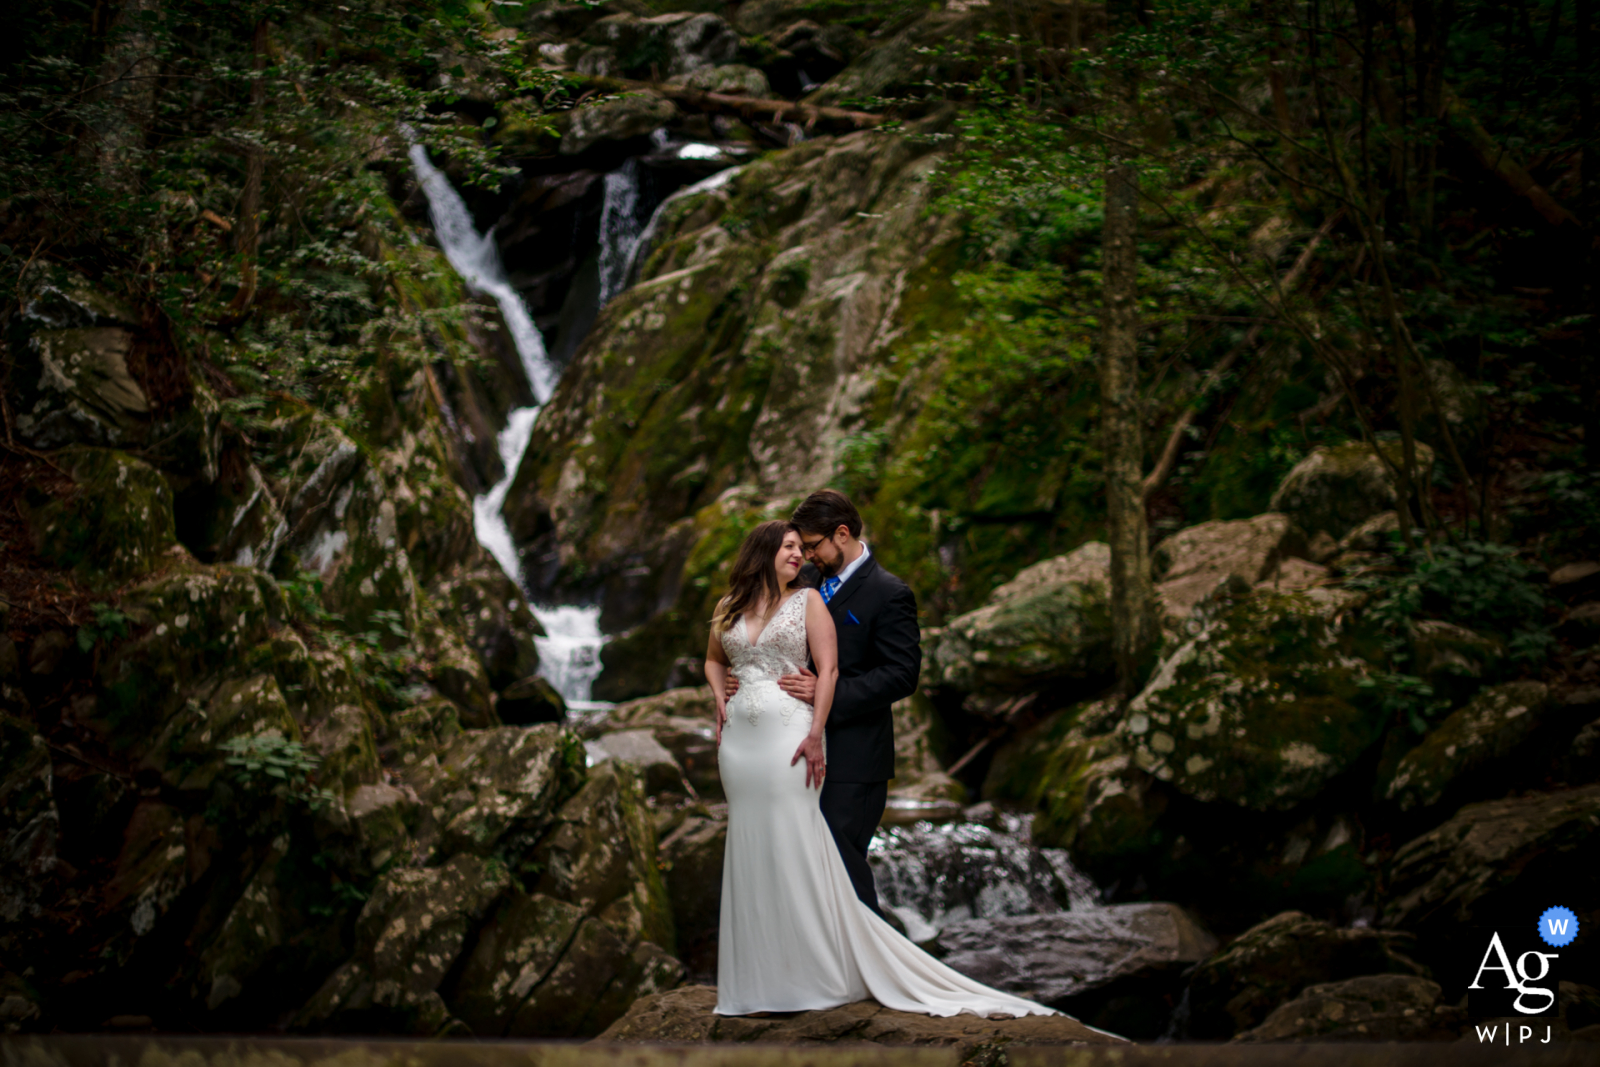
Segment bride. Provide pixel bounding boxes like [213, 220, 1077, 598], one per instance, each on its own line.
[703, 519, 1056, 1019]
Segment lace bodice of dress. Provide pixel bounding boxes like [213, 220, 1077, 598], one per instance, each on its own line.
[725, 590, 810, 726]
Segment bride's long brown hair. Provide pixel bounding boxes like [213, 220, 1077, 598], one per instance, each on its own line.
[712, 519, 802, 633]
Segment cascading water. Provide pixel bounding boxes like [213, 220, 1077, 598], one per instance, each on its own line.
[597, 159, 643, 305]
[869, 810, 1102, 943]
[409, 141, 609, 708]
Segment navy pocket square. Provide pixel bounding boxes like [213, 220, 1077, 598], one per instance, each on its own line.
[846, 610, 862, 625]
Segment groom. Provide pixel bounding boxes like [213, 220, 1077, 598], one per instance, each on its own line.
[782, 489, 921, 915]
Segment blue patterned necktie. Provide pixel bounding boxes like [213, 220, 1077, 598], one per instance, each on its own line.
[821, 575, 842, 604]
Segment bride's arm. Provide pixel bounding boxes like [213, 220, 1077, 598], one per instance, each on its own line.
[791, 589, 839, 788]
[704, 626, 732, 745]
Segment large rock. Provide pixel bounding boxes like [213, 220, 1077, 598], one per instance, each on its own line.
[1182, 911, 1428, 1039]
[561, 93, 681, 155]
[406, 725, 584, 862]
[1381, 681, 1552, 811]
[576, 12, 741, 81]
[11, 272, 151, 449]
[1122, 590, 1384, 810]
[923, 541, 1113, 706]
[1152, 513, 1306, 623]
[981, 700, 1167, 882]
[596, 984, 1126, 1049]
[23, 447, 177, 582]
[586, 688, 721, 799]
[658, 811, 726, 979]
[295, 853, 511, 1035]
[1382, 784, 1600, 948]
[931, 905, 1216, 1025]
[1232, 974, 1464, 1042]
[586, 729, 684, 796]
[527, 760, 675, 951]
[1269, 440, 1435, 542]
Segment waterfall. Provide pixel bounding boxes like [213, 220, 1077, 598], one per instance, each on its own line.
[868, 812, 1101, 942]
[409, 141, 608, 710]
[530, 604, 608, 710]
[406, 143, 558, 404]
[623, 164, 743, 290]
[597, 159, 643, 306]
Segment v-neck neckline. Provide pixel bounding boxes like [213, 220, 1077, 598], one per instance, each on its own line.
[744, 591, 800, 647]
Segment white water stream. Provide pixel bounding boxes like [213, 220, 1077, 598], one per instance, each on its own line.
[410, 142, 612, 707]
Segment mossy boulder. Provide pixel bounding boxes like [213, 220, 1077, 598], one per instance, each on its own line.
[1123, 590, 1384, 810]
[141, 671, 301, 792]
[1269, 440, 1435, 542]
[983, 698, 1167, 877]
[100, 800, 191, 958]
[96, 564, 288, 747]
[923, 541, 1114, 706]
[561, 92, 681, 154]
[406, 725, 585, 862]
[389, 698, 463, 771]
[305, 703, 383, 797]
[529, 760, 675, 952]
[576, 12, 741, 82]
[295, 853, 512, 1035]
[1381, 681, 1551, 812]
[1182, 910, 1428, 1039]
[684, 63, 770, 96]
[445, 890, 588, 1036]
[26, 447, 176, 582]
[1409, 620, 1503, 704]
[1152, 514, 1306, 624]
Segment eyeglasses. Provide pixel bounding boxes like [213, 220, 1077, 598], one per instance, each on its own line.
[799, 536, 827, 554]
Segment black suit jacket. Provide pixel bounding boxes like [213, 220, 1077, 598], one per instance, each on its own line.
[803, 554, 921, 783]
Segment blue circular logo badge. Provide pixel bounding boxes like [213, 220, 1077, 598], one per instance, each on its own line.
[1539, 906, 1579, 948]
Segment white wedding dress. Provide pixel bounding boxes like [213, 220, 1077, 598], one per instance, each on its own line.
[715, 589, 1056, 1018]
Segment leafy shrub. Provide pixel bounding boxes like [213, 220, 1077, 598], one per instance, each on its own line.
[220, 734, 337, 811]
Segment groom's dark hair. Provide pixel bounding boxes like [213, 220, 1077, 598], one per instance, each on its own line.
[793, 489, 862, 538]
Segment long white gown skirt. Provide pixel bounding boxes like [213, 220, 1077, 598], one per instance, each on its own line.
[714, 592, 1055, 1018]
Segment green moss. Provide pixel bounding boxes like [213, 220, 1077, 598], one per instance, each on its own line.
[26, 447, 177, 583]
[1125, 591, 1388, 811]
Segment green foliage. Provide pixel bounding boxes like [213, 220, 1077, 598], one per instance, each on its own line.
[76, 602, 128, 652]
[1357, 672, 1452, 736]
[220, 734, 337, 811]
[1356, 539, 1553, 665]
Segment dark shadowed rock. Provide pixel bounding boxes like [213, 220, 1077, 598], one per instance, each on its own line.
[446, 890, 587, 1036]
[595, 984, 1127, 1048]
[658, 810, 725, 979]
[1232, 974, 1464, 1042]
[1182, 910, 1428, 1039]
[497, 674, 567, 725]
[1381, 681, 1552, 812]
[1382, 784, 1600, 953]
[295, 853, 511, 1035]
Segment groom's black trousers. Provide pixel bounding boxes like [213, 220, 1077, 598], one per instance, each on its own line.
[819, 779, 888, 915]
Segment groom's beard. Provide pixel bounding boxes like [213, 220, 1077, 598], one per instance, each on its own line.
[812, 553, 843, 579]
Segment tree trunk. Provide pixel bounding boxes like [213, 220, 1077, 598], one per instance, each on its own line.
[86, 0, 162, 190]
[227, 18, 269, 317]
[1101, 158, 1155, 694]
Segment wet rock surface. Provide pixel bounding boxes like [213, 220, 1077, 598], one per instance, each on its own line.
[596, 984, 1126, 1048]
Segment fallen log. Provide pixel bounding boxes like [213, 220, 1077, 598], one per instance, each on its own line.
[568, 75, 884, 134]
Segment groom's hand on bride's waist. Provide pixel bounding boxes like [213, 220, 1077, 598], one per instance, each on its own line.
[778, 668, 817, 704]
